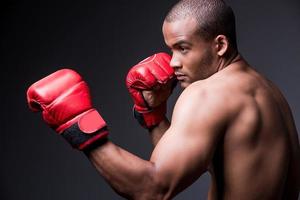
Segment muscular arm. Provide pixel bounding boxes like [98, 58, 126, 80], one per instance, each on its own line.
[85, 141, 159, 199]
[141, 81, 175, 147]
[85, 84, 230, 199]
[148, 117, 170, 146]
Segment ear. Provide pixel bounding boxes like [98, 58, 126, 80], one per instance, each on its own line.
[214, 35, 228, 56]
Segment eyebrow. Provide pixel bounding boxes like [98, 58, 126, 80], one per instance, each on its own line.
[172, 40, 192, 47]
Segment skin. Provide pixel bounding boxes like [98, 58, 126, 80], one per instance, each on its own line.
[85, 17, 300, 199]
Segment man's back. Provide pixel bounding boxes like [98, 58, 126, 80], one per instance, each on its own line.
[204, 59, 300, 199]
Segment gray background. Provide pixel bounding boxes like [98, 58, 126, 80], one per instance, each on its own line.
[1, 0, 299, 199]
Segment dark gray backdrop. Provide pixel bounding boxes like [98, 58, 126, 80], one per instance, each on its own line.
[2, 0, 299, 199]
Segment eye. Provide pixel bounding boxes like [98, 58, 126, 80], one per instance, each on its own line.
[179, 46, 188, 54]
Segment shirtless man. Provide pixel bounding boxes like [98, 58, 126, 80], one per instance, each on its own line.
[27, 0, 300, 199]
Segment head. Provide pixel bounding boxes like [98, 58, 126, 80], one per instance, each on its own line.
[163, 0, 238, 88]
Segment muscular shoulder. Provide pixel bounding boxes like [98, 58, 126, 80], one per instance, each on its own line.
[179, 79, 242, 109]
[177, 80, 232, 107]
[171, 80, 240, 134]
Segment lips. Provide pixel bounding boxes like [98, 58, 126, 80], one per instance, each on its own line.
[175, 72, 186, 80]
[175, 72, 184, 76]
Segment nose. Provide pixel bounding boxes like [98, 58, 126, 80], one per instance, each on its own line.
[170, 54, 182, 69]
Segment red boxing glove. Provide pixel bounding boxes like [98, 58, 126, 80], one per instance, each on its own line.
[27, 69, 108, 150]
[126, 52, 176, 129]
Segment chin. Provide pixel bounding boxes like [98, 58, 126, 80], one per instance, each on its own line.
[179, 81, 191, 89]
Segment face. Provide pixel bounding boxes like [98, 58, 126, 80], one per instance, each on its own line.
[163, 17, 218, 88]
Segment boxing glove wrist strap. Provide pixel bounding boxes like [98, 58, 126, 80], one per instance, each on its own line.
[133, 103, 166, 129]
[61, 109, 109, 150]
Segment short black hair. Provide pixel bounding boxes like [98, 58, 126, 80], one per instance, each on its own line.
[165, 0, 237, 50]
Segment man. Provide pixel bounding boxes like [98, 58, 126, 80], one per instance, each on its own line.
[27, 0, 300, 199]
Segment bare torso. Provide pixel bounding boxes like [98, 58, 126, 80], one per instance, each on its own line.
[202, 60, 300, 199]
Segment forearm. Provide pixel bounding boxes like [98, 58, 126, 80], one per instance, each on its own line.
[84, 140, 165, 199]
[148, 117, 170, 146]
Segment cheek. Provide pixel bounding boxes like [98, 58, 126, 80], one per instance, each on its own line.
[184, 53, 204, 74]
[185, 49, 215, 80]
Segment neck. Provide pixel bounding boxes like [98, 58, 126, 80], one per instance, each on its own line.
[216, 50, 242, 72]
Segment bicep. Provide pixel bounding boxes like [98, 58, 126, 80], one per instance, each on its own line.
[150, 127, 216, 196]
[150, 86, 228, 197]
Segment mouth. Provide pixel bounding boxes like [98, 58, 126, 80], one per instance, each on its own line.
[175, 72, 186, 80]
